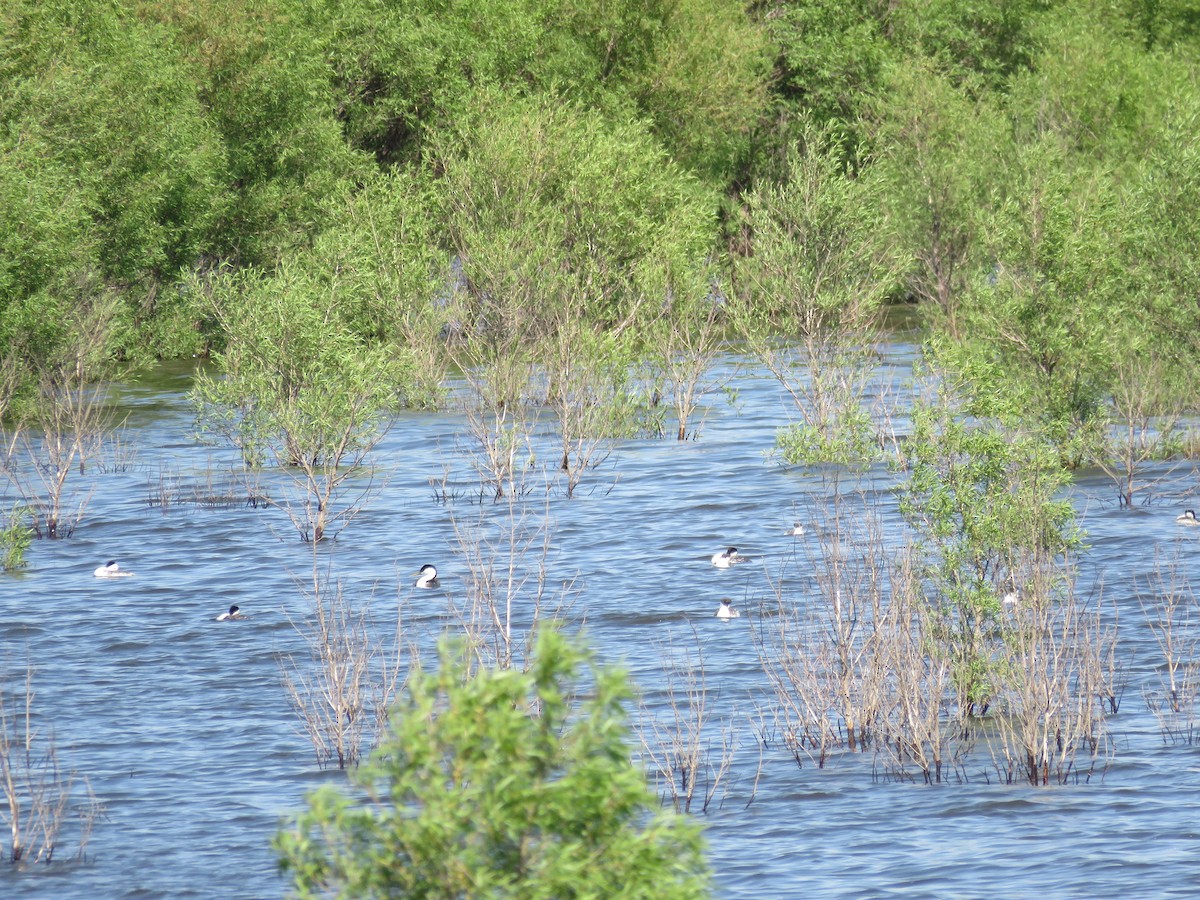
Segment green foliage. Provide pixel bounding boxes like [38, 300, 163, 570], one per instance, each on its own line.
[306, 0, 767, 185]
[936, 139, 1132, 463]
[1, 0, 1199, 471]
[1006, 8, 1163, 164]
[0, 1, 228, 282]
[0, 0, 231, 366]
[275, 628, 710, 899]
[0, 508, 33, 572]
[733, 117, 901, 466]
[896, 392, 1081, 708]
[871, 60, 1008, 337]
[885, 0, 1041, 91]
[1123, 88, 1200, 364]
[151, 0, 371, 267]
[437, 93, 714, 339]
[764, 0, 889, 146]
[193, 263, 402, 468]
[899, 401, 1079, 583]
[304, 0, 554, 165]
[625, 0, 771, 184]
[291, 172, 448, 408]
[775, 407, 879, 468]
[1123, 0, 1200, 50]
[434, 94, 716, 488]
[734, 118, 897, 334]
[192, 255, 412, 540]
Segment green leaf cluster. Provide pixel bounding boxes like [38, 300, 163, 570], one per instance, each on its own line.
[0, 506, 32, 572]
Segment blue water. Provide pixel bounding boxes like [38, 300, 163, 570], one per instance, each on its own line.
[3, 350, 1200, 897]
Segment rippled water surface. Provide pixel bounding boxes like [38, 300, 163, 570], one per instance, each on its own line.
[4, 351, 1200, 898]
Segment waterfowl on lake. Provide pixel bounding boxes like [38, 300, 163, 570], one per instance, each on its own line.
[94, 560, 133, 578]
[1177, 510, 1200, 526]
[711, 547, 747, 568]
[787, 522, 806, 536]
[414, 564, 440, 588]
[716, 598, 740, 620]
[216, 605, 246, 621]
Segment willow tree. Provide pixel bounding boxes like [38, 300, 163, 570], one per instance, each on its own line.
[3, 288, 122, 539]
[192, 167, 441, 540]
[434, 94, 715, 495]
[897, 392, 1081, 715]
[871, 61, 1006, 339]
[731, 117, 904, 467]
[193, 266, 395, 542]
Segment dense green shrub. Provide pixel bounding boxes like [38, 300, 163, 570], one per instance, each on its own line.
[276, 628, 710, 898]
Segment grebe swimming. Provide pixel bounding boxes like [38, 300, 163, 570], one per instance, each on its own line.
[216, 605, 247, 621]
[716, 598, 740, 620]
[94, 560, 133, 578]
[710, 547, 747, 568]
[1178, 510, 1200, 526]
[414, 564, 440, 588]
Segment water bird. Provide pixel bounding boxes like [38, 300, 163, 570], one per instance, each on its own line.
[716, 598, 740, 620]
[414, 564, 440, 588]
[710, 547, 747, 568]
[216, 605, 246, 621]
[1177, 510, 1200, 526]
[787, 522, 806, 536]
[94, 560, 133, 578]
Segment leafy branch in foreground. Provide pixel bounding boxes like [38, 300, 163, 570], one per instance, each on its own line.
[276, 627, 709, 899]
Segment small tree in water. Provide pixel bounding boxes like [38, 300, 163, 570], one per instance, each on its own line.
[193, 264, 403, 542]
[275, 627, 710, 898]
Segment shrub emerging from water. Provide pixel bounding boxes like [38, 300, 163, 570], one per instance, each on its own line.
[0, 507, 32, 571]
[275, 627, 710, 898]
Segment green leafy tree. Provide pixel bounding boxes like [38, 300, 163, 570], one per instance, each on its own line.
[761, 0, 889, 158]
[275, 627, 710, 898]
[885, 0, 1040, 91]
[941, 140, 1129, 465]
[1005, 7, 1161, 166]
[436, 93, 713, 337]
[731, 117, 903, 466]
[307, 0, 767, 187]
[1124, 86, 1200, 364]
[871, 61, 1007, 338]
[897, 390, 1081, 714]
[192, 262, 404, 542]
[626, 0, 770, 185]
[0, 0, 230, 362]
[147, 0, 370, 268]
[436, 95, 713, 491]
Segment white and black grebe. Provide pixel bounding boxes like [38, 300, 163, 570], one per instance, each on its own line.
[414, 564, 440, 588]
[710, 547, 747, 568]
[94, 560, 134, 578]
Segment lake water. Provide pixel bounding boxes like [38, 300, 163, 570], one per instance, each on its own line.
[3, 349, 1200, 898]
